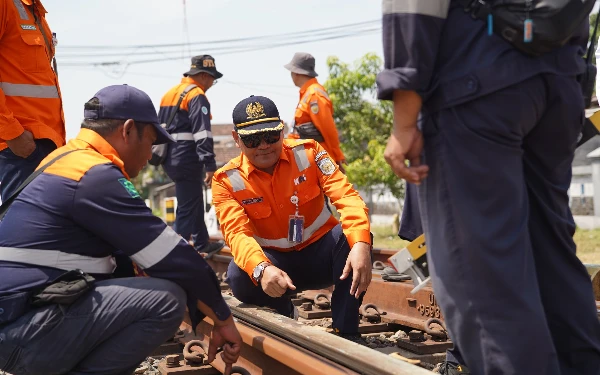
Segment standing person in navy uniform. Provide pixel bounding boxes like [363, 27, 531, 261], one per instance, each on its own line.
[377, 1, 600, 374]
[159, 55, 225, 255]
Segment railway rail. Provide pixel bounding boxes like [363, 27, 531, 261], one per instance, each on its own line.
[4, 238, 592, 374]
[139, 239, 600, 375]
[163, 295, 431, 375]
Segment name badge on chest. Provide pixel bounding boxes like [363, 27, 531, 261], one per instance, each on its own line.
[288, 193, 304, 243]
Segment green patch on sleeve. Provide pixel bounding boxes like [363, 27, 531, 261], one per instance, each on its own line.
[118, 178, 141, 199]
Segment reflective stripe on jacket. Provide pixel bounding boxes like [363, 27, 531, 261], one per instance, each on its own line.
[0, 129, 231, 322]
[291, 78, 345, 163]
[212, 139, 370, 280]
[158, 77, 217, 172]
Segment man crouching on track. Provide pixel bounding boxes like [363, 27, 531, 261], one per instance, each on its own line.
[0, 85, 241, 375]
[212, 95, 372, 340]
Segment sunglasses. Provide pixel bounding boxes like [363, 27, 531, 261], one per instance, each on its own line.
[240, 131, 281, 148]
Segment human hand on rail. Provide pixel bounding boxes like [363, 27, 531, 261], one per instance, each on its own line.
[260, 265, 296, 297]
[209, 315, 242, 375]
[340, 241, 372, 299]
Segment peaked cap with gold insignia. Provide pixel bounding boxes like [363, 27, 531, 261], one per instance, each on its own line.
[232, 95, 285, 135]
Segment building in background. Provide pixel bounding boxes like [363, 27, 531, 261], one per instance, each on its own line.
[147, 124, 240, 218]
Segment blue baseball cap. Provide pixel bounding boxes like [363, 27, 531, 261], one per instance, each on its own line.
[84, 84, 174, 145]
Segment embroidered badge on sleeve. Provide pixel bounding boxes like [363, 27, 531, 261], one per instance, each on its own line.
[118, 178, 141, 199]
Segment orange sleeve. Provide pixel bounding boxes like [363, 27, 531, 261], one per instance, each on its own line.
[0, 1, 6, 46]
[308, 93, 345, 163]
[313, 143, 370, 247]
[212, 173, 270, 283]
[0, 0, 25, 142]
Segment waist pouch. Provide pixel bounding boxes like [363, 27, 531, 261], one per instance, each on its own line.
[295, 122, 324, 143]
[30, 269, 95, 308]
[458, 0, 594, 57]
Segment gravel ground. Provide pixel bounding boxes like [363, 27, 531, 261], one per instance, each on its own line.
[134, 356, 165, 375]
[0, 358, 165, 375]
[299, 317, 332, 328]
[1, 331, 438, 374]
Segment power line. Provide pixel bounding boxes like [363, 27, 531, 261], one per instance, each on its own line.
[57, 20, 380, 50]
[58, 27, 379, 67]
[56, 22, 379, 59]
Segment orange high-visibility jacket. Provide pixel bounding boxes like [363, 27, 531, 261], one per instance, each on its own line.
[212, 139, 370, 280]
[290, 78, 345, 164]
[0, 0, 65, 151]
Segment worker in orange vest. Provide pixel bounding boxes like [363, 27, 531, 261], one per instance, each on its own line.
[213, 95, 372, 341]
[285, 52, 346, 173]
[157, 55, 225, 256]
[0, 0, 65, 202]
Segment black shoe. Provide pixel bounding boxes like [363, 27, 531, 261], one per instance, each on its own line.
[198, 240, 225, 259]
[435, 361, 470, 375]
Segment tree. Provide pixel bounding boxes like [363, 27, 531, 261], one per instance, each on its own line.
[131, 164, 171, 200]
[324, 53, 404, 199]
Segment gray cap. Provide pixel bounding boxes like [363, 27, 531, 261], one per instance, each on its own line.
[284, 52, 318, 77]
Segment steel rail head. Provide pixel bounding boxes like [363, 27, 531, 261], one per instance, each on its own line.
[229, 302, 430, 375]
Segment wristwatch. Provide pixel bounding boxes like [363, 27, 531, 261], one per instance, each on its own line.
[252, 262, 271, 283]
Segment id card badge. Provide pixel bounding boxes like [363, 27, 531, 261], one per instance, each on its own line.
[288, 215, 304, 243]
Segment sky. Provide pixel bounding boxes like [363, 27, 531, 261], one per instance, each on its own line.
[44, 0, 384, 140]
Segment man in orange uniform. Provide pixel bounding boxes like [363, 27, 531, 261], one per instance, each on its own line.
[0, 0, 65, 201]
[284, 52, 346, 173]
[212, 95, 372, 338]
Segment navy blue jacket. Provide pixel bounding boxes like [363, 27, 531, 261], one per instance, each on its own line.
[377, 0, 589, 109]
[0, 129, 230, 326]
[159, 78, 217, 175]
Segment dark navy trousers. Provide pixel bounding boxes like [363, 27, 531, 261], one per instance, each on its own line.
[226, 224, 363, 334]
[0, 278, 186, 375]
[0, 139, 56, 202]
[163, 164, 209, 251]
[419, 74, 600, 375]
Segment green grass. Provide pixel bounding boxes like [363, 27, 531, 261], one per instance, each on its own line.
[371, 225, 600, 265]
[372, 224, 408, 249]
[574, 228, 600, 265]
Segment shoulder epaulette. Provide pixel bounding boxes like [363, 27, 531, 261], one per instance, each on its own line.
[215, 158, 241, 176]
[283, 138, 314, 149]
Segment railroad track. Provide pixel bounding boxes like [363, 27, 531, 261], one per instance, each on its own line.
[2, 238, 597, 375]
[138, 240, 598, 375]
[204, 245, 451, 370]
[7, 237, 595, 375]
[153, 294, 431, 375]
